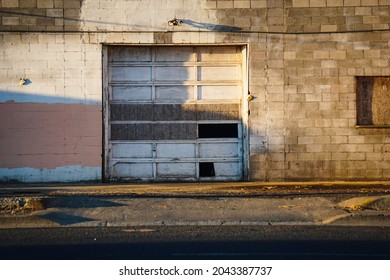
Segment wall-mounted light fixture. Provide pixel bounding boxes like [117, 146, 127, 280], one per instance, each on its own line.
[168, 18, 182, 26]
[19, 78, 27, 86]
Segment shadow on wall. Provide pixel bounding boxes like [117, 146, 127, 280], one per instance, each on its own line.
[181, 20, 242, 32]
[0, 6, 244, 32]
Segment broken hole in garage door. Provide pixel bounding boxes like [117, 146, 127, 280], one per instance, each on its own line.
[104, 45, 247, 182]
[198, 123, 238, 138]
[199, 162, 215, 177]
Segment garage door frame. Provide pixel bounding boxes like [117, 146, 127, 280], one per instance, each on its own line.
[102, 44, 249, 182]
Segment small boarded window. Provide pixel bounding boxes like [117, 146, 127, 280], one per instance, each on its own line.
[356, 77, 390, 126]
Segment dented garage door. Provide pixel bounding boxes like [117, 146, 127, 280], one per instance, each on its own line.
[104, 46, 245, 181]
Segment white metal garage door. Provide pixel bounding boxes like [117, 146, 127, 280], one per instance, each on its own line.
[104, 46, 246, 181]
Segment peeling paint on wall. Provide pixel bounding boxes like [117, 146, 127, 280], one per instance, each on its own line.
[0, 166, 100, 183]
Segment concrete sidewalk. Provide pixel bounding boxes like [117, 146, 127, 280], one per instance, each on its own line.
[1, 181, 390, 228]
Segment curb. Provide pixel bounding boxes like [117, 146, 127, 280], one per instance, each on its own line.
[1, 181, 390, 197]
[0, 215, 59, 228]
[325, 211, 390, 227]
[338, 195, 390, 211]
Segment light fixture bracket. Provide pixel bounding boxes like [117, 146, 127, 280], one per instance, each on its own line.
[168, 18, 182, 26]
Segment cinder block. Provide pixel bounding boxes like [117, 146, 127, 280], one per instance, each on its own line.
[63, 0, 81, 8]
[217, 0, 234, 8]
[330, 50, 347, 59]
[361, 0, 379, 6]
[292, 0, 310, 7]
[327, 0, 343, 6]
[234, 0, 250, 8]
[2, 0, 19, 8]
[363, 15, 380, 24]
[310, 0, 326, 7]
[306, 144, 324, 152]
[344, 0, 361, 6]
[332, 153, 348, 160]
[54, 0, 63, 8]
[321, 25, 337, 32]
[47, 9, 63, 17]
[250, 0, 267, 8]
[2, 17, 19, 25]
[20, 0, 38, 8]
[37, 0, 54, 8]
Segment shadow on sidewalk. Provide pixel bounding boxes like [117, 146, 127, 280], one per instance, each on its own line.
[38, 212, 96, 226]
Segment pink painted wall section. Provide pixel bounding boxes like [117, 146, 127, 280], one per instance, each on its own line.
[0, 102, 102, 169]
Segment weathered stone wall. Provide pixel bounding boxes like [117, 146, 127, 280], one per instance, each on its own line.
[1, 0, 389, 182]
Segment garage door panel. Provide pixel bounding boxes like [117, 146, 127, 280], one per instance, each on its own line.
[198, 85, 239, 100]
[112, 143, 153, 158]
[198, 66, 240, 81]
[199, 143, 239, 158]
[156, 66, 194, 81]
[109, 47, 152, 62]
[111, 162, 153, 179]
[106, 46, 244, 182]
[110, 124, 136, 140]
[214, 162, 241, 177]
[197, 46, 241, 62]
[156, 143, 196, 158]
[155, 47, 195, 62]
[153, 123, 197, 140]
[134, 124, 154, 140]
[110, 104, 153, 121]
[157, 163, 196, 177]
[197, 104, 240, 120]
[110, 66, 152, 82]
[111, 86, 152, 101]
[155, 86, 194, 101]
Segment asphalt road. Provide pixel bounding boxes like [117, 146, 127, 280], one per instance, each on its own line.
[0, 225, 389, 260]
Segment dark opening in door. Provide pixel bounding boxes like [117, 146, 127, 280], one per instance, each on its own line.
[198, 124, 238, 138]
[199, 162, 215, 177]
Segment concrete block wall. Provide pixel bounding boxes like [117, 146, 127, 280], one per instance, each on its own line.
[1, 0, 389, 182]
[0, 0, 83, 31]
[0, 33, 102, 182]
